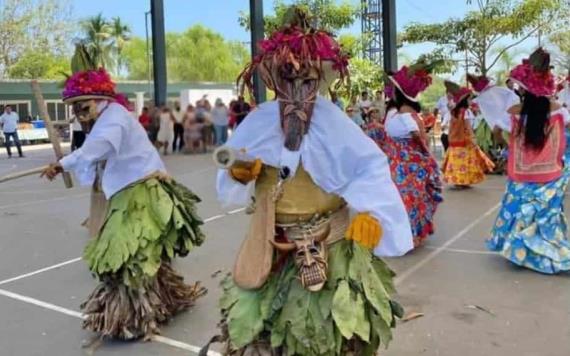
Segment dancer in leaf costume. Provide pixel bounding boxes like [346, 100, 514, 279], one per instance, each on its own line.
[204, 9, 413, 355]
[41, 48, 205, 339]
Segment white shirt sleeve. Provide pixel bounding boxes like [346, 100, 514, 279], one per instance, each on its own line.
[60, 117, 123, 187]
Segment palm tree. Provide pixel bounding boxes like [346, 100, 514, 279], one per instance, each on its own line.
[109, 17, 131, 77]
[80, 13, 113, 69]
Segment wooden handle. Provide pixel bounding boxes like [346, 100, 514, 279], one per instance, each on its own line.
[0, 165, 50, 184]
[31, 80, 73, 189]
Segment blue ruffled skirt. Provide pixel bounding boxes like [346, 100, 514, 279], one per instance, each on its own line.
[486, 173, 570, 274]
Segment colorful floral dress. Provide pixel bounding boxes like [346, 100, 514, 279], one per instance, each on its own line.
[487, 111, 570, 274]
[369, 112, 443, 247]
[442, 110, 494, 185]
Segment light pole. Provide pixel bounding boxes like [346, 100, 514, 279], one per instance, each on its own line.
[144, 10, 152, 102]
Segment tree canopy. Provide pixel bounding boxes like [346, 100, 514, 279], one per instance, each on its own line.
[401, 0, 567, 75]
[0, 0, 73, 79]
[239, 0, 360, 35]
[122, 25, 249, 83]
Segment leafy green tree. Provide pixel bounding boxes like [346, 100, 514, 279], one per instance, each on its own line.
[549, 31, 570, 75]
[8, 51, 69, 79]
[122, 37, 149, 80]
[109, 17, 131, 77]
[401, 0, 565, 75]
[79, 13, 113, 70]
[0, 0, 73, 78]
[239, 0, 360, 35]
[123, 25, 249, 83]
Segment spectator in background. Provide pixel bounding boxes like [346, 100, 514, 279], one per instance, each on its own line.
[184, 110, 205, 154]
[228, 99, 237, 129]
[346, 106, 364, 128]
[421, 108, 436, 133]
[330, 91, 344, 110]
[172, 104, 185, 152]
[138, 106, 151, 132]
[148, 106, 161, 144]
[434, 92, 453, 152]
[211, 98, 229, 146]
[0, 105, 24, 158]
[232, 95, 251, 127]
[156, 106, 174, 155]
[70, 115, 85, 151]
[371, 90, 386, 119]
[357, 91, 372, 121]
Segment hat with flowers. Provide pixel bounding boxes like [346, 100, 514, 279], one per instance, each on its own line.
[467, 73, 491, 93]
[444, 80, 473, 104]
[237, 7, 350, 96]
[388, 59, 439, 102]
[509, 48, 555, 97]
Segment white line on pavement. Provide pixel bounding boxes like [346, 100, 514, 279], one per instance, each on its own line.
[0, 257, 82, 286]
[394, 202, 501, 287]
[0, 193, 89, 210]
[423, 246, 499, 255]
[0, 288, 221, 355]
[0, 207, 246, 286]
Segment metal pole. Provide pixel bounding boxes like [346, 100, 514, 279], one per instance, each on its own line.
[249, 0, 266, 104]
[144, 11, 152, 102]
[382, 0, 397, 73]
[150, 0, 167, 106]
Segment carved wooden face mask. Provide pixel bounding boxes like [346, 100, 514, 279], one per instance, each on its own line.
[72, 100, 98, 133]
[261, 61, 320, 151]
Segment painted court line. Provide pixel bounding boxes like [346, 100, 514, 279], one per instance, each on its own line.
[0, 193, 89, 210]
[394, 202, 501, 287]
[0, 288, 221, 355]
[0, 208, 246, 286]
[0, 257, 82, 286]
[424, 246, 499, 255]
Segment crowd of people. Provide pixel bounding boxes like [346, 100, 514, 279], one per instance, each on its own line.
[137, 95, 251, 155]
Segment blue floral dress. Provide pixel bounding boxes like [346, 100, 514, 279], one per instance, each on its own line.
[486, 127, 570, 274]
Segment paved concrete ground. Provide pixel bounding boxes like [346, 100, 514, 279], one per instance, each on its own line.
[0, 147, 568, 356]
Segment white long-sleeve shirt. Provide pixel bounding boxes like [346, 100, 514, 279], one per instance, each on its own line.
[217, 96, 413, 257]
[60, 101, 165, 198]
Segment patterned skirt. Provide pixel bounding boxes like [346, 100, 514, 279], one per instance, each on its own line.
[369, 129, 443, 246]
[486, 175, 570, 274]
[442, 144, 494, 185]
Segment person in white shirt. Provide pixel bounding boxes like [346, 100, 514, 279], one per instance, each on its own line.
[41, 66, 205, 340]
[434, 93, 454, 151]
[357, 91, 372, 120]
[211, 98, 229, 145]
[70, 115, 85, 151]
[172, 104, 184, 152]
[0, 105, 24, 158]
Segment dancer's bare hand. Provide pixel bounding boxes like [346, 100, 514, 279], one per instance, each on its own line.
[41, 163, 63, 181]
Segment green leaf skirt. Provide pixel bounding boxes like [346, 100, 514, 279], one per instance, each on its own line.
[210, 240, 402, 356]
[81, 178, 206, 340]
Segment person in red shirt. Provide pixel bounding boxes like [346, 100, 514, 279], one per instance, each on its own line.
[138, 107, 151, 131]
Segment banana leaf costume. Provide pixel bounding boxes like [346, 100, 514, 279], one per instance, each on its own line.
[204, 11, 412, 355]
[60, 68, 205, 340]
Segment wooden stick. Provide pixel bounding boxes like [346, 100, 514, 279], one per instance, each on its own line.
[0, 165, 49, 184]
[30, 80, 73, 188]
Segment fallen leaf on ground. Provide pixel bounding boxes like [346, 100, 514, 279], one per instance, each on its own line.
[465, 304, 496, 316]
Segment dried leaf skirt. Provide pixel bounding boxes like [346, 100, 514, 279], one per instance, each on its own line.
[81, 178, 206, 339]
[211, 240, 402, 356]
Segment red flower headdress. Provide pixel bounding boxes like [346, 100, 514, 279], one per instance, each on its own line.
[444, 80, 472, 104]
[237, 10, 349, 97]
[467, 73, 491, 93]
[389, 59, 436, 102]
[509, 48, 555, 97]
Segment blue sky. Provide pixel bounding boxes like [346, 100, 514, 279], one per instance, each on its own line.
[71, 0, 537, 75]
[72, 0, 470, 43]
